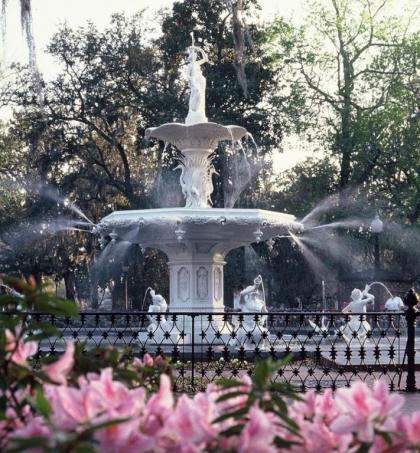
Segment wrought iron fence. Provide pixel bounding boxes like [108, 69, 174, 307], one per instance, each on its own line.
[24, 301, 420, 393]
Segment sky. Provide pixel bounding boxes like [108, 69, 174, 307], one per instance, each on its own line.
[0, 0, 326, 173]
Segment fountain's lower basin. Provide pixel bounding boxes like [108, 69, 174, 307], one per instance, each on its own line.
[97, 208, 302, 325]
[98, 207, 302, 249]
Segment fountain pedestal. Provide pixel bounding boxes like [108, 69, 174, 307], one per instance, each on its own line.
[167, 250, 224, 312]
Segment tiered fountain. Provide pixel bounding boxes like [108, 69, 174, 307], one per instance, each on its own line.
[97, 35, 303, 342]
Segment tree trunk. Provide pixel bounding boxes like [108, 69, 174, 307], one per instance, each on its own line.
[64, 270, 77, 301]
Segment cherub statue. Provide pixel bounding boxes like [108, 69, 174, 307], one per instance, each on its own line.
[239, 275, 267, 322]
[146, 289, 168, 331]
[234, 275, 269, 349]
[340, 285, 374, 342]
[309, 284, 374, 343]
[185, 32, 208, 125]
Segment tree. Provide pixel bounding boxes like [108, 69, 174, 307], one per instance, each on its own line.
[0, 1, 293, 303]
[267, 0, 419, 221]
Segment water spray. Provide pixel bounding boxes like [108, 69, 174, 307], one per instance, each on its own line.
[141, 287, 153, 311]
[0, 283, 24, 299]
[366, 281, 393, 298]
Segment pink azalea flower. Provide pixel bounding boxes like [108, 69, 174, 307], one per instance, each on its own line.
[237, 405, 278, 453]
[44, 384, 92, 430]
[11, 417, 52, 453]
[133, 352, 154, 367]
[146, 374, 174, 416]
[295, 419, 351, 453]
[330, 380, 400, 443]
[396, 412, 420, 448]
[42, 342, 75, 385]
[161, 392, 218, 451]
[5, 327, 38, 365]
[316, 389, 338, 423]
[372, 380, 404, 418]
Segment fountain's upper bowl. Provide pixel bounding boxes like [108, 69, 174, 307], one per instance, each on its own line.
[145, 122, 248, 151]
[98, 208, 303, 255]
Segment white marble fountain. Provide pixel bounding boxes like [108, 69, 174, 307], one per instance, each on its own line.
[97, 35, 303, 343]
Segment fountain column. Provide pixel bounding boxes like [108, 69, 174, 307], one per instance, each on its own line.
[168, 255, 225, 312]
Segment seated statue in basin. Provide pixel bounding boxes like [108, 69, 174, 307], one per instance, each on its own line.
[309, 285, 374, 343]
[146, 289, 169, 332]
[341, 285, 374, 342]
[239, 275, 268, 325]
[234, 275, 269, 349]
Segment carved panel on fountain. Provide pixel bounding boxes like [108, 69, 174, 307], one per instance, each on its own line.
[177, 267, 190, 303]
[196, 266, 209, 299]
[214, 267, 222, 301]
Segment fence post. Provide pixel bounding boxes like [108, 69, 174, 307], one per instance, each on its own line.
[191, 314, 195, 391]
[404, 288, 418, 392]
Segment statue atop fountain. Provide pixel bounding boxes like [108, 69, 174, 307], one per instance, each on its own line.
[185, 32, 208, 125]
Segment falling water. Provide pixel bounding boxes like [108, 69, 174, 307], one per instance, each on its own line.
[0, 0, 6, 60]
[91, 240, 132, 278]
[223, 134, 264, 208]
[243, 245, 259, 278]
[120, 225, 140, 243]
[141, 286, 153, 310]
[299, 228, 364, 271]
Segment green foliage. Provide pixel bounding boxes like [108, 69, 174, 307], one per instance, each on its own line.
[0, 276, 171, 451]
[215, 356, 301, 446]
[267, 0, 420, 223]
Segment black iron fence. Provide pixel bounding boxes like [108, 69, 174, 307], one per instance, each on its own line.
[23, 290, 419, 393]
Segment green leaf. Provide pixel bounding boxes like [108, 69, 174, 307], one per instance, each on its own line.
[26, 387, 52, 419]
[73, 443, 97, 453]
[115, 368, 141, 382]
[213, 406, 250, 424]
[356, 442, 373, 453]
[27, 322, 62, 338]
[216, 391, 248, 403]
[7, 436, 50, 452]
[79, 418, 130, 438]
[35, 387, 52, 419]
[216, 377, 242, 389]
[376, 430, 393, 446]
[220, 424, 244, 437]
[253, 359, 270, 387]
[34, 297, 78, 317]
[274, 435, 301, 448]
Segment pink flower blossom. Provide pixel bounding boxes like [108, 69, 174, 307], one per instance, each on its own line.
[133, 352, 155, 367]
[160, 392, 218, 451]
[330, 380, 402, 443]
[237, 405, 278, 453]
[5, 327, 38, 365]
[42, 342, 75, 385]
[11, 417, 52, 453]
[397, 411, 420, 448]
[372, 380, 404, 418]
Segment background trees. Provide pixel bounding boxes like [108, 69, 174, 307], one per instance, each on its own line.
[0, 0, 418, 308]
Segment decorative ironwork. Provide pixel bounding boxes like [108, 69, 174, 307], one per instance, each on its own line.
[27, 309, 418, 393]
